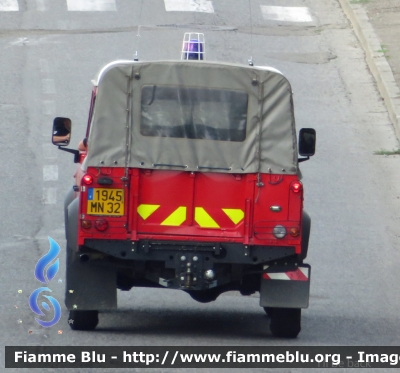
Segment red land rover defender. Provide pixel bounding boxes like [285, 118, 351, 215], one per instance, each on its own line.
[53, 59, 316, 338]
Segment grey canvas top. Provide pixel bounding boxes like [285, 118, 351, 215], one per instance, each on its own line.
[86, 60, 299, 175]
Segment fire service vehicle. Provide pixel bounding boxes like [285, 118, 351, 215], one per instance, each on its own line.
[53, 36, 316, 338]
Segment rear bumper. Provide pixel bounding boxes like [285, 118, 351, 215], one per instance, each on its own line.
[83, 239, 296, 265]
[80, 238, 299, 293]
[66, 239, 309, 310]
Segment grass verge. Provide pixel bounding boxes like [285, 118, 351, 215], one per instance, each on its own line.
[374, 149, 400, 155]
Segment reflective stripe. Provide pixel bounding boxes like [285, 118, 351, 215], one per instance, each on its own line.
[222, 208, 244, 224]
[195, 207, 220, 228]
[263, 268, 309, 281]
[299, 267, 309, 278]
[286, 268, 309, 281]
[138, 204, 243, 228]
[137, 204, 160, 220]
[264, 273, 290, 280]
[161, 206, 187, 226]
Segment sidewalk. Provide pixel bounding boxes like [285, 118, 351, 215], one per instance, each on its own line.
[338, 0, 400, 140]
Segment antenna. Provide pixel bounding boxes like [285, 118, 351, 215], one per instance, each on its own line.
[134, 0, 144, 61]
[134, 25, 141, 61]
[248, 0, 254, 66]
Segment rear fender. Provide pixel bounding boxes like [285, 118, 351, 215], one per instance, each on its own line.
[300, 210, 311, 260]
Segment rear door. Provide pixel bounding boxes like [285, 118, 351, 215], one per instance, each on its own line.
[135, 170, 248, 238]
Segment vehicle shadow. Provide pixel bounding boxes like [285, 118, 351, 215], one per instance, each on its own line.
[92, 289, 276, 341]
[96, 308, 274, 341]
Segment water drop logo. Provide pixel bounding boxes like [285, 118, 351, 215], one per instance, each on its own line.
[34, 236, 60, 284]
[29, 237, 62, 328]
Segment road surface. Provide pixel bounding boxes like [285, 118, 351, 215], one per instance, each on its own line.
[1, 0, 400, 372]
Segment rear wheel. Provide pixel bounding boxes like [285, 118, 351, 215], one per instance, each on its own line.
[68, 310, 99, 330]
[269, 307, 301, 338]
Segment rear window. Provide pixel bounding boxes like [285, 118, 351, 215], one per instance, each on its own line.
[140, 86, 248, 142]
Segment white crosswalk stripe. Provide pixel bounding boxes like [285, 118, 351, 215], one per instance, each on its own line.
[66, 0, 116, 11]
[43, 188, 57, 204]
[164, 0, 214, 13]
[0, 1, 314, 25]
[261, 5, 313, 22]
[36, 0, 47, 12]
[0, 0, 18, 11]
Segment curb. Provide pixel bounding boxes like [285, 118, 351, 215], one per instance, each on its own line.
[338, 0, 400, 141]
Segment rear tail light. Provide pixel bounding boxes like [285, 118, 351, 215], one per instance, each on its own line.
[290, 181, 303, 193]
[81, 220, 92, 229]
[95, 219, 108, 232]
[289, 227, 300, 237]
[82, 174, 93, 185]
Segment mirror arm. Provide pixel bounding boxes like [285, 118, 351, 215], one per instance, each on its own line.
[57, 146, 80, 163]
[298, 156, 310, 163]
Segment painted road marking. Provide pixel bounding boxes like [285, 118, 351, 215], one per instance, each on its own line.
[66, 0, 116, 11]
[43, 188, 57, 204]
[43, 144, 57, 160]
[43, 165, 59, 181]
[42, 79, 56, 94]
[164, 0, 214, 13]
[261, 6, 312, 22]
[39, 59, 50, 75]
[0, 0, 18, 11]
[40, 58, 58, 206]
[42, 100, 55, 116]
[36, 0, 46, 11]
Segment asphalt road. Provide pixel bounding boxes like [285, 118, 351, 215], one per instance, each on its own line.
[1, 0, 400, 372]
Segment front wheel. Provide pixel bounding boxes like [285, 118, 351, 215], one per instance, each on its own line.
[269, 307, 301, 338]
[68, 310, 99, 330]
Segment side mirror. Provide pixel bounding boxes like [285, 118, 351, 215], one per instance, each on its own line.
[52, 117, 71, 146]
[298, 128, 316, 157]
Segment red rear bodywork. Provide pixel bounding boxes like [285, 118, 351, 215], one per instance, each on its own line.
[78, 167, 303, 253]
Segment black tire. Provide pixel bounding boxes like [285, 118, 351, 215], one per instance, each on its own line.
[300, 210, 311, 260]
[269, 307, 301, 338]
[117, 272, 133, 291]
[69, 310, 99, 330]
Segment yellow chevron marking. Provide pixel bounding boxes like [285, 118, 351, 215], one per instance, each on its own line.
[195, 207, 220, 228]
[137, 204, 160, 220]
[222, 208, 244, 224]
[161, 206, 187, 226]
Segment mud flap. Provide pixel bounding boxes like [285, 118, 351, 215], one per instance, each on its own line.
[260, 264, 310, 308]
[64, 198, 117, 311]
